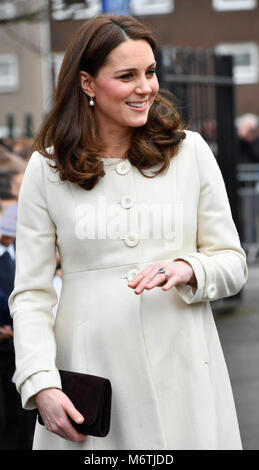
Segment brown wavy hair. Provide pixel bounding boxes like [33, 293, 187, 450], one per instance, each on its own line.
[32, 15, 186, 190]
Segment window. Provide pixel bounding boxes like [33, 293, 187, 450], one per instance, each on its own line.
[212, 0, 257, 11]
[215, 43, 259, 84]
[131, 0, 174, 15]
[0, 54, 19, 93]
[51, 0, 101, 20]
[51, 0, 174, 19]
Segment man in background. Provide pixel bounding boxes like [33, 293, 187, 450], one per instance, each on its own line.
[0, 204, 36, 449]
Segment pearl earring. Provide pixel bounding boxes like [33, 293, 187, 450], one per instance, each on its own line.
[89, 96, 94, 107]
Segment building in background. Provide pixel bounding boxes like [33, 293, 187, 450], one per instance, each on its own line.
[140, 0, 259, 117]
[0, 0, 50, 139]
[50, 0, 259, 117]
[0, 0, 258, 138]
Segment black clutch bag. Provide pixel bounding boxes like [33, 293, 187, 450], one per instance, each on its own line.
[37, 369, 112, 437]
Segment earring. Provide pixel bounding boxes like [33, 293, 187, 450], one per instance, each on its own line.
[89, 96, 95, 107]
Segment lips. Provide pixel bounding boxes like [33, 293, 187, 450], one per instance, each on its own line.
[126, 101, 147, 109]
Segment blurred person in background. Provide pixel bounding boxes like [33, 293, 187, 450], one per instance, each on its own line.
[11, 138, 33, 162]
[0, 205, 36, 449]
[0, 145, 27, 216]
[0, 205, 16, 346]
[0, 171, 18, 217]
[236, 113, 259, 164]
[0, 145, 27, 173]
[0, 139, 13, 153]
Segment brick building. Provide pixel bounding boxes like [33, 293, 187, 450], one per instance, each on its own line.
[50, 0, 259, 116]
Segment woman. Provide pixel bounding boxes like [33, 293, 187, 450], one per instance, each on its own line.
[9, 15, 247, 450]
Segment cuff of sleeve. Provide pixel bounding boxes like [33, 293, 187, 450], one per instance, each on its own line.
[174, 256, 206, 304]
[20, 369, 62, 410]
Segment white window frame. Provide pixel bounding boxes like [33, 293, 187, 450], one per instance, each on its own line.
[212, 0, 257, 11]
[131, 0, 174, 15]
[0, 54, 19, 93]
[51, 0, 101, 20]
[51, 0, 174, 18]
[215, 43, 259, 85]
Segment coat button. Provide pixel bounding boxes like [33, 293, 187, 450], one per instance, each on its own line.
[127, 268, 140, 282]
[116, 161, 130, 175]
[121, 195, 134, 209]
[207, 285, 217, 299]
[124, 232, 139, 247]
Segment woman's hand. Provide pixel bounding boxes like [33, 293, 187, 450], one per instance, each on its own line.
[34, 388, 88, 442]
[128, 260, 197, 294]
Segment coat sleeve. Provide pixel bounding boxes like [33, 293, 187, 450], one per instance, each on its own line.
[8, 152, 61, 409]
[175, 132, 248, 304]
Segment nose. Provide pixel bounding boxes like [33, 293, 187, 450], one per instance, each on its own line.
[135, 75, 153, 95]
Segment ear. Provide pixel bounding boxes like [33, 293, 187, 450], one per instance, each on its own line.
[80, 71, 95, 97]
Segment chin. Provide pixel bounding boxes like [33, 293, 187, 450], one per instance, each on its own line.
[128, 116, 149, 128]
[133, 120, 148, 128]
[131, 122, 148, 129]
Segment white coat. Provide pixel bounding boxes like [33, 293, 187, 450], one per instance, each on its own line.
[9, 130, 247, 450]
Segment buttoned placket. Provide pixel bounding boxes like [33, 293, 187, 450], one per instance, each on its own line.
[114, 160, 141, 282]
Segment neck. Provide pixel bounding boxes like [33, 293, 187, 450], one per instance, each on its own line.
[97, 125, 133, 159]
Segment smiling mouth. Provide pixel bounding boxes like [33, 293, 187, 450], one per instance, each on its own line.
[126, 101, 148, 109]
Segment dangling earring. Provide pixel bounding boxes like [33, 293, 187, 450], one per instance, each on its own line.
[89, 96, 95, 107]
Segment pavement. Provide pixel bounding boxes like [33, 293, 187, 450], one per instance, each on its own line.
[213, 262, 259, 450]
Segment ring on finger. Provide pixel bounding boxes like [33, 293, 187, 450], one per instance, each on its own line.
[157, 267, 168, 283]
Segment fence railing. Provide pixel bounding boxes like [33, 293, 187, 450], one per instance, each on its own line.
[156, 46, 259, 267]
[156, 46, 239, 230]
[237, 163, 259, 263]
[2, 113, 34, 139]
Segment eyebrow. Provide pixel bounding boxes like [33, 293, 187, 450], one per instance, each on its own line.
[115, 62, 157, 74]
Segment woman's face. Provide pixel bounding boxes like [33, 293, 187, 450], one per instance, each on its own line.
[81, 39, 159, 133]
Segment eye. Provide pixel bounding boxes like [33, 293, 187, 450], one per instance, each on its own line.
[146, 69, 157, 77]
[118, 69, 157, 80]
[119, 72, 134, 80]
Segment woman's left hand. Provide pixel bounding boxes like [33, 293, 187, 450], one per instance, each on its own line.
[128, 260, 197, 294]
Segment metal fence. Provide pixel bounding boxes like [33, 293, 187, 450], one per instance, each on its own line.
[156, 46, 259, 264]
[156, 46, 241, 236]
[3, 49, 259, 262]
[237, 163, 259, 262]
[3, 113, 34, 139]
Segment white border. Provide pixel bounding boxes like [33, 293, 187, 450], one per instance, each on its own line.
[51, 0, 174, 18]
[212, 0, 257, 11]
[131, 0, 174, 15]
[51, 0, 100, 20]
